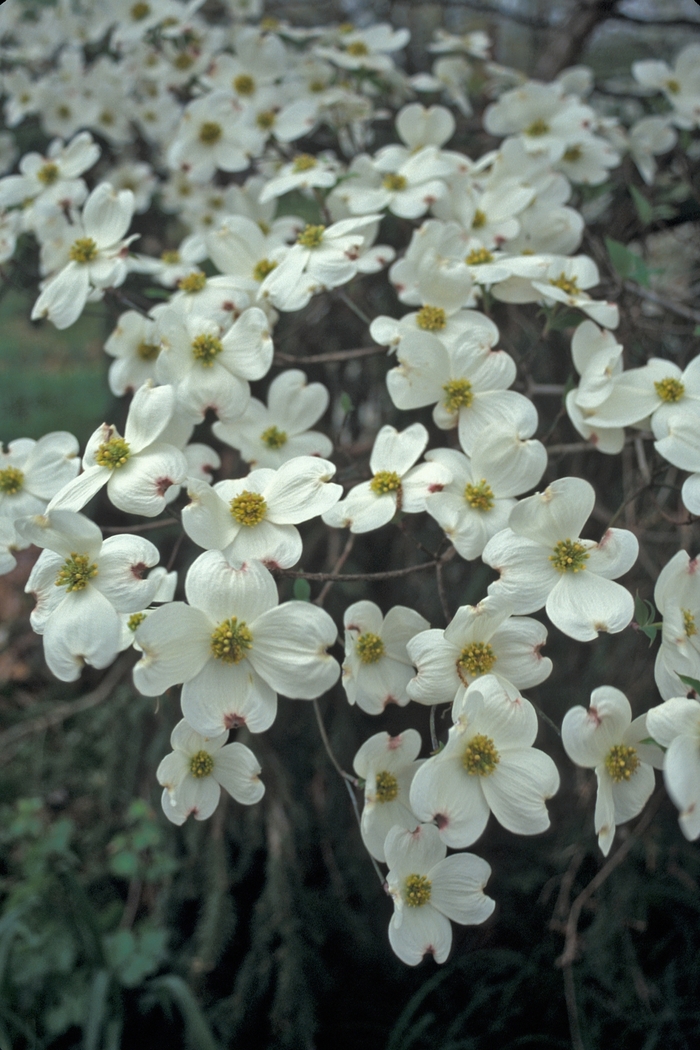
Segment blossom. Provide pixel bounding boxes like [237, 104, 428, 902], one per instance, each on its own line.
[133, 553, 339, 736]
[653, 550, 700, 700]
[0, 432, 80, 523]
[157, 718, 264, 825]
[586, 355, 700, 433]
[342, 602, 429, 714]
[353, 730, 423, 860]
[385, 823, 494, 966]
[482, 476, 638, 641]
[647, 695, 700, 840]
[104, 310, 161, 396]
[409, 674, 560, 848]
[562, 686, 663, 855]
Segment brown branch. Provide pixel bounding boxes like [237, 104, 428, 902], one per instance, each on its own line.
[314, 533, 356, 606]
[613, 12, 700, 30]
[273, 345, 383, 365]
[278, 551, 454, 582]
[624, 282, 700, 324]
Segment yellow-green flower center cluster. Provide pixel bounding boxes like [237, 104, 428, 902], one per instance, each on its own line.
[137, 340, 160, 361]
[199, 121, 223, 145]
[210, 617, 253, 663]
[230, 489, 267, 526]
[683, 609, 697, 637]
[404, 874, 432, 907]
[464, 480, 495, 511]
[550, 273, 579, 296]
[95, 437, 131, 469]
[374, 769, 399, 803]
[297, 224, 326, 248]
[462, 733, 500, 776]
[0, 466, 24, 495]
[191, 333, 223, 366]
[55, 553, 98, 592]
[605, 744, 640, 783]
[666, 78, 680, 94]
[356, 631, 385, 664]
[233, 74, 255, 95]
[457, 641, 496, 680]
[654, 377, 685, 403]
[253, 258, 277, 281]
[69, 237, 98, 264]
[472, 209, 486, 229]
[161, 249, 181, 264]
[550, 539, 589, 574]
[370, 470, 402, 496]
[466, 247, 494, 266]
[256, 109, 277, 130]
[525, 118, 550, 136]
[416, 305, 446, 331]
[443, 378, 473, 412]
[562, 145, 583, 163]
[189, 749, 214, 778]
[37, 162, 60, 185]
[178, 271, 207, 294]
[128, 612, 146, 632]
[130, 1, 151, 20]
[292, 153, 318, 172]
[346, 40, 369, 56]
[382, 173, 407, 192]
[260, 425, 288, 449]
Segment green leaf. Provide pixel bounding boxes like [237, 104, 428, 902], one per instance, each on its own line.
[142, 287, 171, 300]
[694, 325, 700, 337]
[605, 237, 651, 287]
[109, 851, 139, 878]
[339, 392, 353, 414]
[293, 578, 311, 601]
[546, 309, 582, 331]
[630, 185, 653, 225]
[678, 674, 700, 694]
[83, 969, 111, 1050]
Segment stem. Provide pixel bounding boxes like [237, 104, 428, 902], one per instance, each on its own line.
[274, 346, 382, 365]
[279, 555, 452, 582]
[429, 706, 438, 752]
[311, 698, 358, 787]
[315, 533, 356, 606]
[336, 290, 372, 326]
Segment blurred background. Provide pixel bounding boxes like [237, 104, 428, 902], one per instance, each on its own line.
[2, 1, 700, 1048]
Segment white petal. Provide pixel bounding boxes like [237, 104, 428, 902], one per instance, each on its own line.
[43, 588, 121, 681]
[250, 603, 339, 698]
[132, 602, 212, 695]
[428, 853, 495, 926]
[185, 549, 279, 622]
[546, 572, 634, 641]
[481, 748, 559, 835]
[181, 658, 277, 736]
[388, 905, 452, 966]
[214, 742, 265, 805]
[509, 476, 594, 547]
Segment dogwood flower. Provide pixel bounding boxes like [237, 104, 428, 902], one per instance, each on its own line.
[562, 686, 663, 855]
[385, 823, 495, 966]
[647, 695, 700, 840]
[342, 602, 429, 714]
[157, 719, 264, 825]
[133, 553, 339, 736]
[104, 311, 161, 396]
[653, 550, 700, 700]
[353, 730, 422, 860]
[586, 355, 700, 432]
[322, 423, 452, 534]
[0, 432, 80, 523]
[482, 477, 638, 641]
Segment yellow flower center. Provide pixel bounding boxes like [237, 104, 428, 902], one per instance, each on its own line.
[604, 744, 640, 783]
[443, 378, 473, 412]
[256, 109, 276, 130]
[309, 80, 326, 93]
[189, 750, 214, 778]
[210, 617, 253, 663]
[57, 105, 71, 119]
[161, 249, 181, 264]
[374, 769, 399, 803]
[137, 340, 160, 361]
[297, 224, 326, 248]
[562, 145, 583, 163]
[230, 490, 267, 526]
[95, 437, 131, 469]
[346, 40, 369, 56]
[404, 873, 432, 907]
[100, 110, 115, 126]
[253, 258, 277, 281]
[37, 162, 60, 186]
[382, 173, 407, 192]
[370, 470, 402, 496]
[55, 553, 98, 592]
[550, 539, 589, 573]
[177, 271, 207, 294]
[472, 208, 486, 229]
[233, 74, 255, 95]
[292, 153, 318, 172]
[130, 1, 151, 19]
[457, 642, 496, 682]
[260, 425, 287, 449]
[654, 377, 684, 403]
[69, 237, 98, 264]
[464, 480, 495, 511]
[356, 632, 385, 664]
[0, 466, 24, 495]
[666, 78, 680, 94]
[466, 247, 494, 266]
[683, 609, 697, 638]
[462, 733, 500, 776]
[549, 274, 579, 296]
[191, 333, 223, 366]
[199, 121, 223, 145]
[128, 612, 146, 631]
[416, 305, 446, 331]
[525, 118, 550, 136]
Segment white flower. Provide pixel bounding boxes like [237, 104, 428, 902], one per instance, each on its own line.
[133, 553, 339, 736]
[48, 383, 187, 517]
[482, 477, 638, 641]
[167, 90, 250, 182]
[406, 595, 551, 711]
[409, 674, 560, 848]
[562, 686, 663, 855]
[20, 509, 160, 681]
[157, 718, 264, 826]
[647, 695, 700, 839]
[0, 131, 99, 212]
[385, 823, 494, 966]
[0, 432, 80, 523]
[587, 355, 700, 432]
[104, 311, 161, 396]
[322, 423, 452, 534]
[353, 730, 423, 860]
[530, 255, 619, 330]
[653, 551, 700, 700]
[258, 151, 340, 203]
[182, 456, 341, 569]
[212, 369, 332, 468]
[342, 602, 429, 714]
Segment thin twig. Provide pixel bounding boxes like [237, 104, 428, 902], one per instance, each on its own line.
[278, 553, 453, 582]
[103, 518, 179, 534]
[436, 561, 451, 624]
[429, 706, 438, 752]
[311, 698, 358, 787]
[624, 282, 700, 324]
[315, 533, 356, 606]
[336, 290, 372, 327]
[274, 346, 382, 365]
[342, 778, 386, 887]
